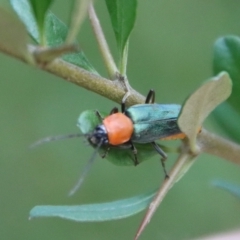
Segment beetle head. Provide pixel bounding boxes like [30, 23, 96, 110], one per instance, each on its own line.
[88, 124, 109, 146]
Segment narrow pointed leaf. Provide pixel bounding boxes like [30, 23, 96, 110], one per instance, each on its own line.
[178, 72, 232, 151]
[213, 36, 240, 113]
[29, 0, 53, 44]
[45, 12, 96, 72]
[212, 180, 240, 198]
[105, 0, 137, 55]
[30, 189, 157, 221]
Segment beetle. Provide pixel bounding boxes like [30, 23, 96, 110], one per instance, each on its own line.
[78, 109, 169, 167]
[87, 89, 184, 174]
[32, 89, 185, 194]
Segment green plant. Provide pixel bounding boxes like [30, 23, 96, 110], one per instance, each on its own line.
[1, 0, 240, 239]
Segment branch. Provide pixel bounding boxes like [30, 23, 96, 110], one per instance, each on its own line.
[197, 128, 240, 165]
[0, 44, 144, 106]
[1, 43, 240, 166]
[135, 150, 194, 240]
[88, 2, 118, 79]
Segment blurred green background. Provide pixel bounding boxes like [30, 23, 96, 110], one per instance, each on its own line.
[1, 1, 240, 239]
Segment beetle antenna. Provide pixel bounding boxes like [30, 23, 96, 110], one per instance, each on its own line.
[30, 133, 83, 148]
[68, 140, 103, 196]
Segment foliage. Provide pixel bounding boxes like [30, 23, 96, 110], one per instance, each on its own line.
[0, 0, 239, 239]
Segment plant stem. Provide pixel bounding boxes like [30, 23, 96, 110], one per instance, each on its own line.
[135, 128, 240, 239]
[33, 44, 78, 64]
[65, 0, 89, 45]
[135, 151, 194, 240]
[0, 43, 143, 105]
[197, 128, 240, 165]
[1, 42, 240, 169]
[119, 40, 129, 76]
[88, 2, 118, 79]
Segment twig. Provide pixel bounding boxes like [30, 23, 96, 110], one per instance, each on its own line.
[88, 2, 118, 79]
[0, 43, 144, 105]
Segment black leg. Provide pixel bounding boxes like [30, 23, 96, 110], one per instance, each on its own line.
[110, 107, 119, 115]
[152, 142, 167, 159]
[160, 158, 169, 179]
[101, 146, 111, 158]
[127, 140, 139, 166]
[122, 89, 155, 112]
[151, 142, 169, 178]
[96, 108, 119, 121]
[145, 89, 155, 104]
[95, 110, 104, 121]
[121, 101, 125, 113]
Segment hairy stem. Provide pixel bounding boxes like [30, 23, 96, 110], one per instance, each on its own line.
[0, 43, 144, 105]
[88, 2, 118, 79]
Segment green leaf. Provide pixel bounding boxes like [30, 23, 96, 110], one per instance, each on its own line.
[78, 110, 172, 166]
[105, 0, 137, 55]
[213, 102, 240, 143]
[30, 189, 157, 221]
[178, 72, 232, 151]
[45, 12, 97, 73]
[213, 36, 240, 114]
[10, 0, 97, 73]
[0, 7, 30, 61]
[29, 0, 53, 44]
[212, 180, 240, 198]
